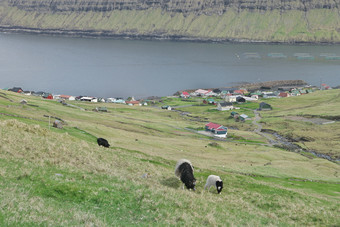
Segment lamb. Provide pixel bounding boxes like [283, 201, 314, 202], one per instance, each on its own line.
[204, 175, 223, 194]
[175, 159, 196, 191]
[97, 138, 110, 148]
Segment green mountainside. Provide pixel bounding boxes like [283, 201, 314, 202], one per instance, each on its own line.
[1, 0, 340, 42]
[0, 89, 339, 225]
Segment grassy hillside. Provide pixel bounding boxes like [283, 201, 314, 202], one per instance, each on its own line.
[0, 89, 339, 225]
[1, 0, 340, 42]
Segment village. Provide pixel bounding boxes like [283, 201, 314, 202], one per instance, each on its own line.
[4, 81, 334, 139]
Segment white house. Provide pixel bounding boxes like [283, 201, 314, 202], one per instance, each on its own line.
[80, 96, 97, 102]
[225, 96, 238, 103]
[217, 102, 234, 111]
[53, 95, 76, 101]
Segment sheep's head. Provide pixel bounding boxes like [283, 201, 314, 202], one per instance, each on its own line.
[216, 180, 223, 194]
[185, 178, 196, 191]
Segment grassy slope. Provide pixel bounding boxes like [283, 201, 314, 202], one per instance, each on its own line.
[1, 5, 340, 42]
[258, 90, 340, 159]
[0, 90, 339, 226]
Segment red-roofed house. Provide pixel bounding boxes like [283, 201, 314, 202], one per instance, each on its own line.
[233, 89, 248, 95]
[205, 122, 228, 138]
[126, 101, 141, 106]
[180, 91, 190, 98]
[279, 92, 290, 98]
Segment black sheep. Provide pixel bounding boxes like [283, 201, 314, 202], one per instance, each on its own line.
[175, 159, 196, 191]
[97, 138, 110, 148]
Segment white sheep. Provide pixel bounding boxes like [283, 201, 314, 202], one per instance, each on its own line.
[204, 175, 223, 194]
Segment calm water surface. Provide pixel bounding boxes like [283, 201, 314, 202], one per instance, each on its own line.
[1, 33, 340, 98]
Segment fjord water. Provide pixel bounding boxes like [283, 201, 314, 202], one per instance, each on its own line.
[1, 33, 340, 98]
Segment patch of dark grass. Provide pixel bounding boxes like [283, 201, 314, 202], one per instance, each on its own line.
[208, 142, 221, 148]
[205, 109, 219, 112]
[160, 177, 181, 189]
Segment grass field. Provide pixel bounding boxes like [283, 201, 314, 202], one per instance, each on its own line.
[0, 89, 339, 226]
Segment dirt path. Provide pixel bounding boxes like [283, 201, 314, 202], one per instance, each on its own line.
[252, 110, 278, 146]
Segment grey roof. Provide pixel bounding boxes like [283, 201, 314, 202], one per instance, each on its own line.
[219, 102, 233, 107]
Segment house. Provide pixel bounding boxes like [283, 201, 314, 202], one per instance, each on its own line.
[233, 89, 248, 95]
[217, 102, 233, 111]
[34, 91, 47, 97]
[251, 91, 263, 96]
[225, 95, 237, 103]
[250, 95, 259, 100]
[194, 89, 209, 96]
[203, 98, 216, 105]
[161, 105, 172, 110]
[43, 93, 53, 99]
[80, 96, 97, 102]
[236, 96, 246, 103]
[23, 91, 34, 96]
[279, 92, 290, 98]
[231, 111, 239, 117]
[205, 122, 228, 138]
[239, 114, 249, 121]
[107, 98, 126, 104]
[180, 91, 190, 98]
[8, 87, 23, 93]
[259, 102, 272, 111]
[194, 89, 215, 97]
[126, 101, 140, 106]
[263, 93, 279, 98]
[54, 95, 76, 101]
[213, 89, 221, 94]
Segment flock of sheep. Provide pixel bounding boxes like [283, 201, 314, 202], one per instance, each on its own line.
[175, 159, 223, 194]
[97, 138, 223, 194]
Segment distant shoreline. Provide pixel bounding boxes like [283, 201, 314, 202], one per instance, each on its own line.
[1, 26, 340, 45]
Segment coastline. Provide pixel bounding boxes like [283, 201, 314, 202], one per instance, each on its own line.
[1, 26, 340, 45]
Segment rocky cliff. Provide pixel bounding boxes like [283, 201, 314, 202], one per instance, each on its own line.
[1, 0, 340, 42]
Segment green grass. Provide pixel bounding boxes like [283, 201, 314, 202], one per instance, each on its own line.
[0, 89, 339, 225]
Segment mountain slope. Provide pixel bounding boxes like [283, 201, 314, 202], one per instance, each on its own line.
[1, 0, 340, 42]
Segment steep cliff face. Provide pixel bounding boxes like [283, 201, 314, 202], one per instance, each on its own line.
[1, 0, 340, 42]
[7, 0, 340, 14]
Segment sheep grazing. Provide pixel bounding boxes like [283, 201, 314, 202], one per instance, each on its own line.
[175, 159, 196, 191]
[97, 138, 110, 148]
[204, 175, 223, 194]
